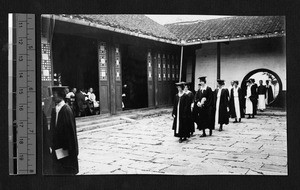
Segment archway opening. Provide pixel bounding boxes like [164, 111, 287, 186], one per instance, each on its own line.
[241, 68, 282, 106]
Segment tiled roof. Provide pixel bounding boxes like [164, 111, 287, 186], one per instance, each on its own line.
[165, 16, 285, 43]
[58, 14, 179, 42]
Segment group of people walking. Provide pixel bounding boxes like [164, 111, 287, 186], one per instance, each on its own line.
[172, 76, 273, 143]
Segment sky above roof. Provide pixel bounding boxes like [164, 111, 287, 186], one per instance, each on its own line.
[145, 15, 231, 25]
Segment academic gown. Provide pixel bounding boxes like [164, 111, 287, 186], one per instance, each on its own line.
[250, 84, 258, 115]
[193, 86, 215, 130]
[266, 85, 274, 105]
[49, 104, 79, 175]
[185, 90, 195, 134]
[214, 88, 229, 125]
[229, 87, 245, 118]
[172, 93, 190, 138]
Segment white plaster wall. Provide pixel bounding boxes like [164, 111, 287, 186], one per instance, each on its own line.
[194, 37, 286, 91]
[194, 43, 218, 90]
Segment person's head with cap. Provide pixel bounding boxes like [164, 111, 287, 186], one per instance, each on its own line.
[250, 78, 255, 83]
[217, 79, 225, 88]
[198, 76, 206, 86]
[266, 80, 270, 85]
[259, 80, 263, 85]
[50, 86, 68, 104]
[231, 80, 234, 87]
[184, 82, 191, 91]
[233, 80, 239, 87]
[246, 79, 251, 86]
[175, 81, 185, 93]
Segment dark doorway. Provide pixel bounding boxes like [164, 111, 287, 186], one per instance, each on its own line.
[121, 45, 148, 110]
[52, 33, 99, 100]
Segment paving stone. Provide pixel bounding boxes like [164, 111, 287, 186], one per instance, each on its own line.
[76, 108, 287, 175]
[259, 164, 288, 174]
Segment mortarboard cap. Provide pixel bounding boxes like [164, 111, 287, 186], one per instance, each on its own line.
[198, 76, 207, 82]
[217, 79, 225, 85]
[48, 86, 69, 98]
[184, 82, 192, 86]
[175, 81, 185, 87]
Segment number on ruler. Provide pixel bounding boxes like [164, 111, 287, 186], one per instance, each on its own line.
[19, 88, 24, 94]
[19, 139, 24, 144]
[18, 22, 23, 28]
[18, 38, 23, 45]
[19, 72, 23, 78]
[19, 105, 24, 111]
[18, 121, 24, 128]
[19, 154, 24, 160]
[18, 55, 24, 61]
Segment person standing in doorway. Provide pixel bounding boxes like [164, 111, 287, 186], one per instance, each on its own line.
[48, 86, 79, 175]
[194, 76, 214, 137]
[257, 80, 267, 111]
[214, 80, 229, 131]
[245, 80, 253, 118]
[172, 82, 190, 143]
[75, 89, 86, 117]
[183, 82, 195, 136]
[229, 80, 244, 123]
[250, 78, 258, 117]
[265, 80, 274, 105]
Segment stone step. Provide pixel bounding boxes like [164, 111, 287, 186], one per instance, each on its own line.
[77, 119, 129, 133]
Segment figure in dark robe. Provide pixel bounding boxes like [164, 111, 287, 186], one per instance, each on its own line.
[214, 80, 229, 131]
[250, 78, 258, 117]
[194, 76, 214, 137]
[183, 82, 195, 136]
[229, 80, 244, 123]
[75, 89, 86, 117]
[257, 80, 267, 111]
[48, 86, 79, 175]
[172, 82, 190, 143]
[265, 80, 274, 105]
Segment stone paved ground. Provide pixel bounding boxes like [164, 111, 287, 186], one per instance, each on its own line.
[77, 108, 287, 175]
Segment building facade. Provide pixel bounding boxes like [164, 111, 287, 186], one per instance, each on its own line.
[41, 15, 286, 117]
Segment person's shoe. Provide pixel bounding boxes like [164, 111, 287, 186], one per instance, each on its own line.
[200, 134, 206, 137]
[209, 130, 212, 136]
[179, 139, 183, 143]
[239, 118, 241, 122]
[233, 120, 238, 123]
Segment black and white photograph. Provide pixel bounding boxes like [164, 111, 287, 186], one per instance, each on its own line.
[40, 14, 286, 175]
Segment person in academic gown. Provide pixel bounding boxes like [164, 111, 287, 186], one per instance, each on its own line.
[245, 80, 253, 118]
[250, 78, 258, 116]
[214, 80, 229, 131]
[172, 82, 190, 143]
[265, 80, 274, 105]
[257, 80, 267, 111]
[229, 80, 244, 123]
[183, 82, 195, 136]
[194, 76, 214, 137]
[49, 86, 79, 175]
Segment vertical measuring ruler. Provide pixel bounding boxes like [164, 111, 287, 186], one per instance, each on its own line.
[8, 13, 36, 175]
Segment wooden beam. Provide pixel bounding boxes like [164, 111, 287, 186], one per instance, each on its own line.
[179, 46, 183, 82]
